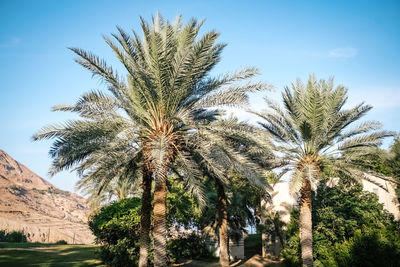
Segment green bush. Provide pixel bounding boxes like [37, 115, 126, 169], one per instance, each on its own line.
[89, 195, 213, 266]
[0, 230, 5, 241]
[281, 181, 400, 266]
[167, 233, 212, 263]
[334, 228, 400, 267]
[55, 240, 68, 245]
[88, 198, 142, 267]
[0, 230, 27, 243]
[244, 234, 262, 257]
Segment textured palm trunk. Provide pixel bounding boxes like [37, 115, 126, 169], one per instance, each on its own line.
[299, 178, 313, 267]
[217, 181, 229, 267]
[138, 169, 152, 267]
[153, 174, 168, 267]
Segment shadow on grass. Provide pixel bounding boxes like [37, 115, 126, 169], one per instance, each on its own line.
[0, 243, 103, 266]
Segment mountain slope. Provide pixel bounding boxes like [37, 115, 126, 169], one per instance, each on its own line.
[0, 149, 94, 244]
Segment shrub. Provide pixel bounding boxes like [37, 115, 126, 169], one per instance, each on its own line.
[32, 188, 46, 194]
[244, 234, 262, 258]
[0, 230, 5, 241]
[89, 193, 213, 266]
[334, 228, 400, 267]
[0, 230, 27, 243]
[167, 233, 212, 263]
[281, 181, 400, 266]
[55, 240, 68, 245]
[47, 187, 70, 196]
[88, 198, 141, 267]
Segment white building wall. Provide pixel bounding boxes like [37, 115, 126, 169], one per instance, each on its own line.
[362, 175, 399, 220]
[263, 178, 399, 223]
[261, 182, 298, 224]
[205, 238, 245, 260]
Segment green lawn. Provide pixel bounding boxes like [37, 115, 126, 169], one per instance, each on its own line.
[0, 242, 103, 266]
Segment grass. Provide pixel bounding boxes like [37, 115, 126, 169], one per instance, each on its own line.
[0, 242, 103, 266]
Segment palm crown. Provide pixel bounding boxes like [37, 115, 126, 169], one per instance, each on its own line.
[33, 14, 271, 193]
[256, 75, 393, 189]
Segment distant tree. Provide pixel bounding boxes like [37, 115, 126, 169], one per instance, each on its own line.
[0, 230, 27, 243]
[166, 175, 202, 228]
[254, 75, 393, 266]
[184, 118, 272, 267]
[196, 167, 270, 261]
[228, 168, 269, 238]
[77, 173, 142, 212]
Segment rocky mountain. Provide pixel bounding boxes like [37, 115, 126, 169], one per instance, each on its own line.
[0, 149, 94, 244]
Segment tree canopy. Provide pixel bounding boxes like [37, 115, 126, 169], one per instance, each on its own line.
[282, 179, 400, 267]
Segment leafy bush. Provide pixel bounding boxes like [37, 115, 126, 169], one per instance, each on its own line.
[167, 233, 212, 263]
[89, 194, 213, 266]
[6, 231, 27, 243]
[0, 230, 27, 243]
[55, 240, 68, 245]
[88, 198, 141, 267]
[167, 176, 202, 228]
[244, 234, 262, 257]
[334, 227, 400, 267]
[281, 180, 400, 266]
[0, 230, 5, 241]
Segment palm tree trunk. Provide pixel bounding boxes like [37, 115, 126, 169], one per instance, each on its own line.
[299, 178, 313, 267]
[274, 218, 284, 250]
[217, 181, 229, 267]
[139, 169, 152, 267]
[153, 174, 168, 267]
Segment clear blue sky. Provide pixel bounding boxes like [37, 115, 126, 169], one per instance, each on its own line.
[1, 0, 399, 194]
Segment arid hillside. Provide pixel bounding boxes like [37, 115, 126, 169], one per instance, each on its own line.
[0, 149, 94, 244]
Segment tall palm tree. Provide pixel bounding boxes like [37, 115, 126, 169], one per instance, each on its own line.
[253, 75, 393, 267]
[34, 14, 270, 266]
[180, 118, 273, 266]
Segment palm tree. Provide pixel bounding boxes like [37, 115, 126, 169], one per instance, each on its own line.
[34, 14, 270, 266]
[181, 118, 272, 266]
[253, 75, 393, 267]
